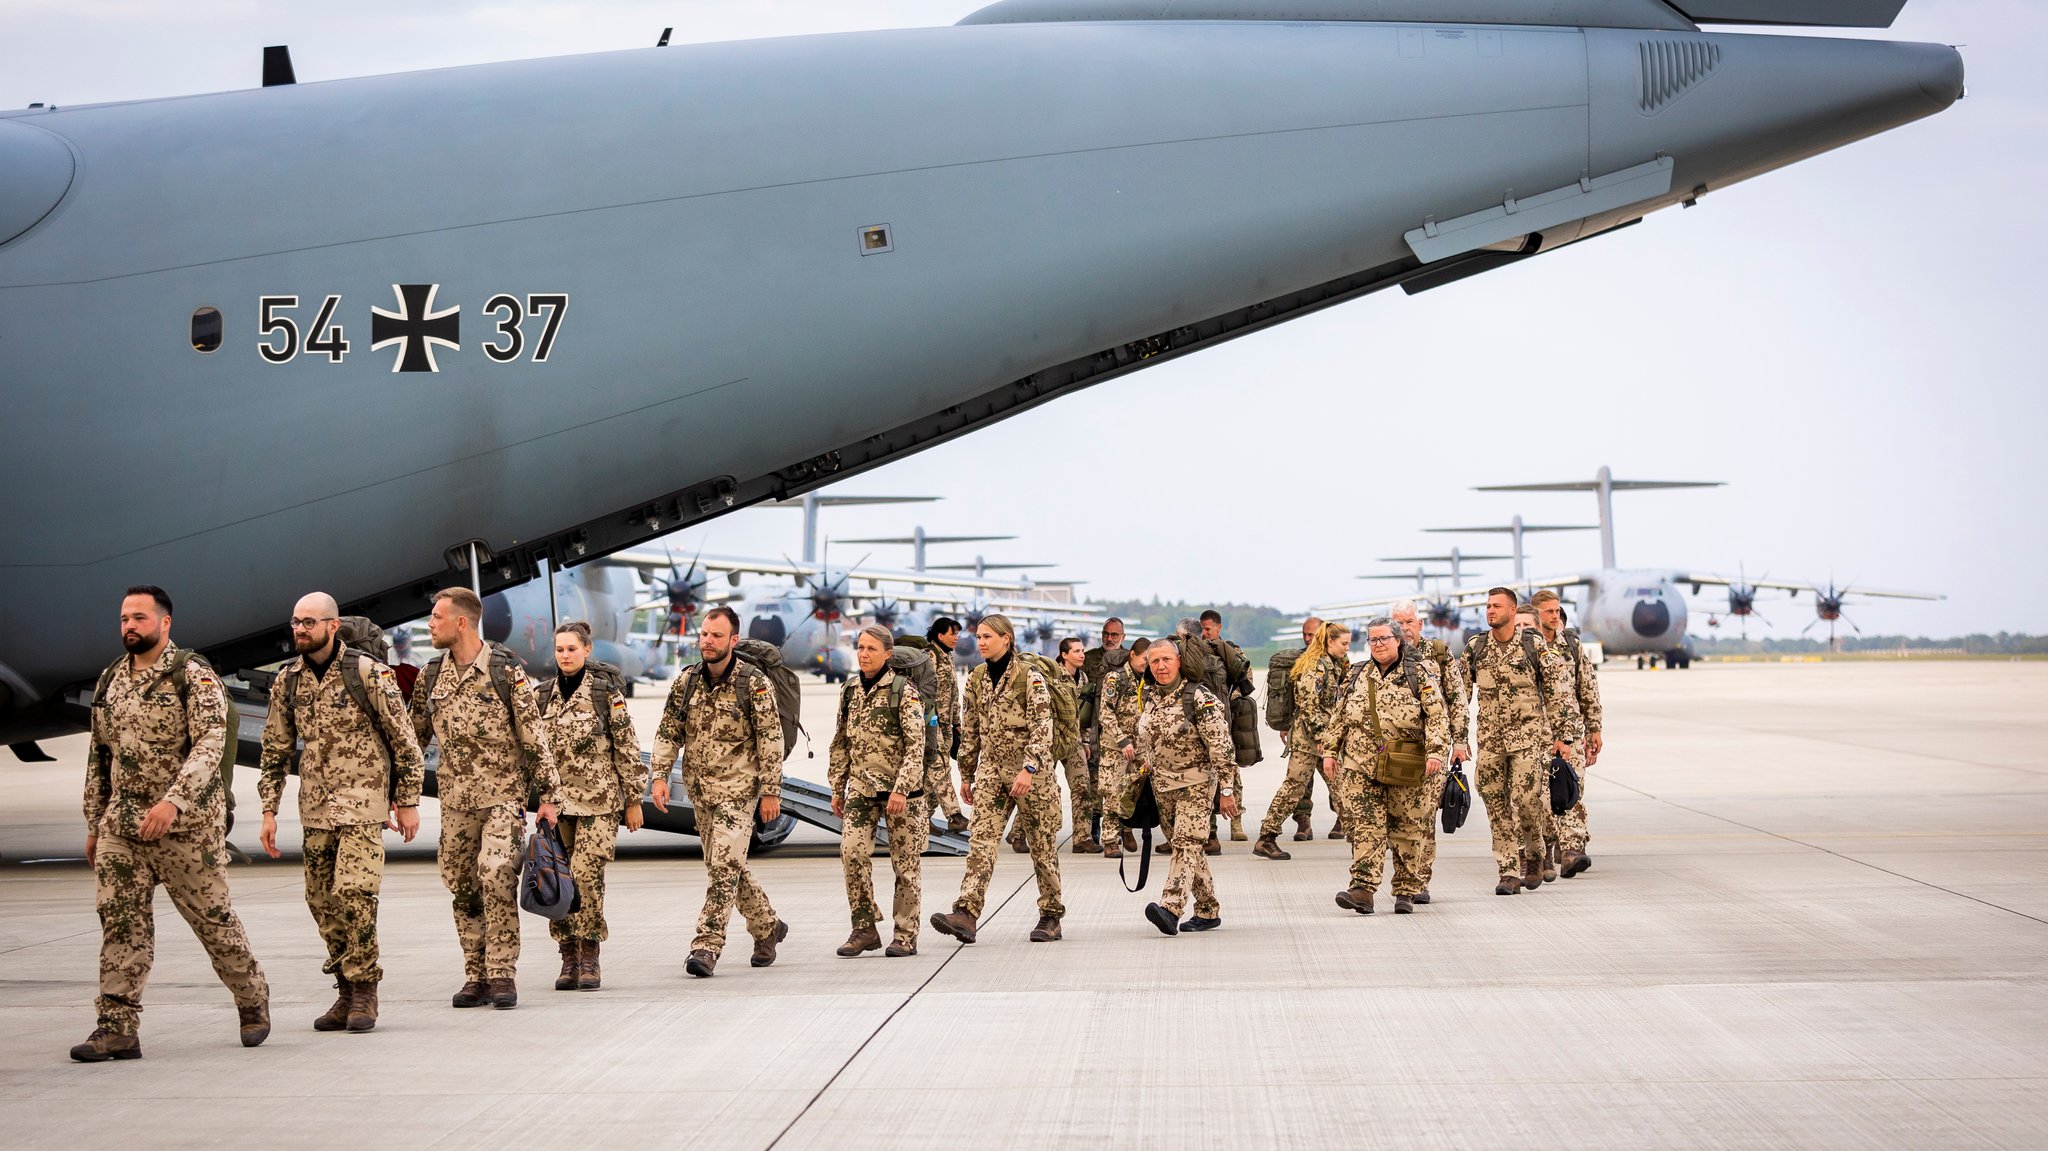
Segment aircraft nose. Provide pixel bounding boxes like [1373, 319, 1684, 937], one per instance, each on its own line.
[1918, 43, 1965, 107]
[1631, 601, 1671, 639]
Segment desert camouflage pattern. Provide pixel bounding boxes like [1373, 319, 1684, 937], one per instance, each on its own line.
[1262, 653, 1345, 837]
[829, 669, 926, 800]
[958, 658, 1056, 784]
[1544, 630, 1601, 856]
[1095, 664, 1147, 841]
[540, 675, 647, 818]
[955, 763, 1064, 919]
[302, 823, 385, 981]
[1328, 655, 1452, 772]
[1476, 745, 1550, 876]
[651, 659, 784, 809]
[85, 645, 230, 837]
[1552, 744, 1591, 854]
[1135, 678, 1232, 794]
[928, 646, 964, 818]
[1462, 631, 1578, 753]
[1327, 655, 1452, 892]
[440, 804, 525, 980]
[841, 792, 929, 943]
[693, 801, 779, 953]
[549, 813, 620, 944]
[952, 659, 1063, 920]
[1059, 668, 1099, 839]
[1156, 782, 1221, 919]
[1414, 637, 1467, 882]
[410, 645, 561, 811]
[1335, 769, 1437, 895]
[258, 644, 425, 829]
[94, 831, 268, 1035]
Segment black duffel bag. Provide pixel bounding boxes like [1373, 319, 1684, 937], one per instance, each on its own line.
[1440, 760, 1471, 834]
[1548, 754, 1581, 816]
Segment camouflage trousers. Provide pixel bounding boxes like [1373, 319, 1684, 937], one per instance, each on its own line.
[93, 830, 268, 1036]
[549, 813, 619, 944]
[1157, 782, 1220, 919]
[1551, 747, 1590, 854]
[1336, 769, 1434, 896]
[694, 801, 778, 954]
[928, 753, 964, 820]
[439, 804, 525, 981]
[1061, 756, 1098, 838]
[955, 767, 1064, 920]
[1261, 747, 1323, 837]
[1418, 768, 1450, 886]
[841, 792, 929, 942]
[303, 823, 385, 983]
[1098, 753, 1129, 843]
[1475, 745, 1548, 877]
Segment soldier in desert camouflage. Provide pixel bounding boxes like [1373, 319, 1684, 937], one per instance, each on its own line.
[830, 625, 929, 958]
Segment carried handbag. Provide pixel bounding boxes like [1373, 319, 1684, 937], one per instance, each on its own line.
[520, 818, 580, 921]
[1440, 760, 1471, 834]
[1119, 772, 1161, 893]
[1548, 754, 1581, 816]
[1367, 672, 1428, 788]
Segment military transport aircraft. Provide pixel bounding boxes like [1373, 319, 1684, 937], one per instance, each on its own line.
[0, 1, 1964, 751]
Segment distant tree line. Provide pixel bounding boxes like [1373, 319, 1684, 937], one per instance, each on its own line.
[1093, 598, 1295, 656]
[1691, 633, 2048, 655]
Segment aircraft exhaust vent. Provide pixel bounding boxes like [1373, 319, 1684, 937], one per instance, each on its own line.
[1638, 39, 1721, 114]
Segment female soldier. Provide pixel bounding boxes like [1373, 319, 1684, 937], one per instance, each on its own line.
[930, 614, 1065, 945]
[1095, 636, 1150, 858]
[1136, 638, 1237, 936]
[1254, 622, 1350, 860]
[537, 621, 647, 989]
[830, 626, 929, 958]
[1321, 618, 1450, 916]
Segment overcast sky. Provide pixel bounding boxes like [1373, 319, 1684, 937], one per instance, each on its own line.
[6, 1, 2037, 637]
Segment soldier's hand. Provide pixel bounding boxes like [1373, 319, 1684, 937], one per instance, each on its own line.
[650, 778, 670, 813]
[759, 795, 782, 823]
[1220, 795, 1240, 819]
[623, 804, 644, 832]
[1426, 757, 1444, 776]
[84, 834, 97, 867]
[1009, 769, 1034, 799]
[886, 791, 908, 817]
[960, 781, 975, 809]
[394, 806, 421, 843]
[138, 800, 177, 841]
[1453, 744, 1471, 764]
[260, 812, 282, 859]
[1553, 740, 1570, 759]
[1122, 745, 1137, 762]
[1588, 732, 1604, 764]
[536, 801, 560, 827]
[831, 794, 845, 819]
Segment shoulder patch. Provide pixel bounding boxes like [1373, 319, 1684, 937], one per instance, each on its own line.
[752, 681, 770, 696]
[610, 694, 628, 711]
[511, 667, 529, 687]
[376, 665, 395, 681]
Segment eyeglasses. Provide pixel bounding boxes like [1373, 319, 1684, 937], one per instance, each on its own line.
[1366, 635, 1399, 645]
[289, 617, 337, 630]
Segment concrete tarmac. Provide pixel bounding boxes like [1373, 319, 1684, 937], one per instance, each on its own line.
[1, 660, 2043, 1149]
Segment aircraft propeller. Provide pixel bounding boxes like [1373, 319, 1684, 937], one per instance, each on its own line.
[1800, 578, 1862, 647]
[631, 545, 715, 647]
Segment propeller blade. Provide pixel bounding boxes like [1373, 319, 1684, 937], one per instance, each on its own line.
[1801, 618, 1820, 636]
[1844, 614, 1862, 636]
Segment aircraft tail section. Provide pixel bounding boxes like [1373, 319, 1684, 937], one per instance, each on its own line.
[1475, 467, 1722, 570]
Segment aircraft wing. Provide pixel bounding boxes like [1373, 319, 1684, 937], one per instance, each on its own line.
[1671, 571, 1817, 594]
[1312, 574, 1593, 619]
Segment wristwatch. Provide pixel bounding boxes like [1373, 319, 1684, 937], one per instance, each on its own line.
[1220, 787, 1234, 797]
[1024, 764, 1038, 774]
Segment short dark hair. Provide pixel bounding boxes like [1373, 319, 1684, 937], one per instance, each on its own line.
[125, 584, 173, 615]
[928, 616, 961, 642]
[1058, 637, 1083, 658]
[704, 605, 741, 633]
[1199, 609, 1222, 625]
[1486, 586, 1517, 603]
[1129, 637, 1151, 657]
[1103, 617, 1124, 629]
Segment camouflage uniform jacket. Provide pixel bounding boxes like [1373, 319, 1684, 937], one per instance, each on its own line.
[651, 657, 784, 808]
[958, 657, 1054, 785]
[1461, 629, 1578, 753]
[1327, 655, 1452, 772]
[1096, 665, 1148, 754]
[1290, 652, 1347, 755]
[85, 645, 230, 838]
[1416, 637, 1471, 747]
[829, 669, 926, 800]
[539, 674, 648, 817]
[931, 645, 961, 756]
[1134, 679, 1232, 794]
[1544, 629, 1604, 739]
[409, 644, 561, 811]
[258, 642, 425, 828]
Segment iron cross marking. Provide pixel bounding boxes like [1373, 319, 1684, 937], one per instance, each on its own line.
[370, 284, 461, 373]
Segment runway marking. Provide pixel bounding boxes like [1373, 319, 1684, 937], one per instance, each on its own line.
[1600, 775, 2048, 929]
[763, 827, 1074, 1150]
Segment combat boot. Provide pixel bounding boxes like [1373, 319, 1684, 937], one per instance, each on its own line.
[1008, 825, 1028, 853]
[1028, 916, 1063, 942]
[1203, 833, 1222, 856]
[947, 813, 970, 833]
[1121, 829, 1138, 853]
[884, 937, 918, 957]
[239, 1001, 271, 1047]
[69, 1028, 141, 1063]
[1180, 915, 1222, 932]
[578, 941, 602, 991]
[1522, 855, 1544, 892]
[1144, 902, 1179, 935]
[1562, 850, 1592, 878]
[685, 950, 718, 978]
[488, 978, 518, 1009]
[346, 982, 378, 1032]
[752, 919, 790, 967]
[451, 980, 487, 1008]
[1155, 839, 1174, 855]
[314, 977, 353, 1032]
[930, 907, 978, 944]
[1252, 834, 1291, 861]
[837, 927, 882, 957]
[1334, 888, 1374, 915]
[1414, 889, 1432, 905]
[1102, 836, 1123, 859]
[1293, 812, 1314, 841]
[1228, 814, 1247, 842]
[1394, 895, 1415, 914]
[1543, 844, 1559, 883]
[555, 939, 581, 991]
[1070, 834, 1098, 855]
[1328, 819, 1347, 840]
[1495, 875, 1521, 896]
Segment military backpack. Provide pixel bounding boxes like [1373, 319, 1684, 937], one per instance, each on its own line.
[673, 639, 804, 761]
[334, 616, 394, 664]
[92, 648, 239, 820]
[1264, 646, 1306, 733]
[277, 644, 405, 768]
[1003, 651, 1081, 767]
[537, 659, 631, 744]
[835, 652, 941, 763]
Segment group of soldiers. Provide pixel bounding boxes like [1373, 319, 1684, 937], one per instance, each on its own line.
[68, 580, 1599, 1063]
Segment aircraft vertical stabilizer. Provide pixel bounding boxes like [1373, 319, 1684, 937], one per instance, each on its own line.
[1475, 467, 1721, 569]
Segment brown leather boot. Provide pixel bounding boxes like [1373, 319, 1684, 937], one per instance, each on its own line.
[314, 977, 352, 1032]
[451, 979, 487, 1008]
[930, 907, 978, 944]
[885, 937, 918, 957]
[1121, 829, 1138, 853]
[1394, 895, 1415, 914]
[752, 919, 790, 967]
[1293, 812, 1314, 841]
[685, 950, 718, 978]
[578, 941, 602, 990]
[488, 978, 518, 1009]
[1028, 916, 1063, 942]
[1228, 815, 1247, 842]
[1155, 838, 1174, 855]
[555, 939, 580, 991]
[1203, 834, 1221, 856]
[1496, 874, 1521, 895]
[1328, 819, 1347, 839]
[1522, 855, 1544, 892]
[1252, 834, 1291, 861]
[837, 927, 883, 957]
[1102, 836, 1123, 859]
[1008, 826, 1029, 853]
[1543, 844, 1559, 883]
[1334, 887, 1374, 915]
[1070, 835, 1098, 855]
[1562, 850, 1593, 878]
[947, 812, 969, 833]
[238, 1001, 271, 1047]
[69, 1027, 141, 1062]
[346, 982, 378, 1032]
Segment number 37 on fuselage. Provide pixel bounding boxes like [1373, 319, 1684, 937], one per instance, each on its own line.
[247, 283, 567, 372]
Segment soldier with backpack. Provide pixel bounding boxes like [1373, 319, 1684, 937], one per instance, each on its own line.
[830, 626, 929, 958]
[1323, 619, 1451, 916]
[1265, 616, 1336, 842]
[905, 616, 969, 833]
[256, 592, 423, 1034]
[72, 586, 270, 1063]
[650, 605, 792, 978]
[536, 621, 648, 992]
[1056, 638, 1101, 854]
[1534, 592, 1602, 879]
[931, 614, 1068, 945]
[1391, 600, 1469, 905]
[1135, 637, 1238, 936]
[1463, 589, 1577, 897]
[409, 587, 562, 1010]
[1254, 621, 1349, 861]
[1094, 637, 1150, 858]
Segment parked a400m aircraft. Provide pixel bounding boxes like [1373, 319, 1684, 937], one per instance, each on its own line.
[0, 1, 1963, 746]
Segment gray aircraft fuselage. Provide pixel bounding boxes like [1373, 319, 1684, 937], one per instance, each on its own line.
[0, 7, 1962, 741]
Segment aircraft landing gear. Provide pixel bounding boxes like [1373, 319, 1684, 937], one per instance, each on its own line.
[1665, 649, 1693, 670]
[1637, 655, 1646, 669]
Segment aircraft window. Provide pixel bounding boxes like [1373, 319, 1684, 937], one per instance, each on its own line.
[190, 307, 222, 352]
[859, 224, 893, 255]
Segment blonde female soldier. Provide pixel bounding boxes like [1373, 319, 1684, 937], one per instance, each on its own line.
[1137, 638, 1237, 936]
[536, 622, 647, 990]
[1254, 622, 1349, 861]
